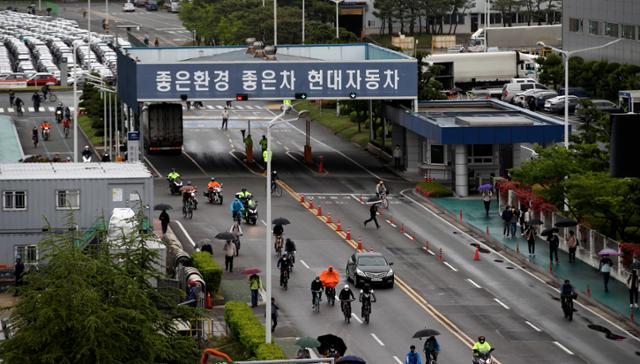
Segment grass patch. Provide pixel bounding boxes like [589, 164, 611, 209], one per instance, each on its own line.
[416, 180, 454, 197]
[78, 115, 103, 147]
[299, 100, 370, 147]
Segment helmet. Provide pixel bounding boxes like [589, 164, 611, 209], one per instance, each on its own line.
[58, 102, 62, 107]
[171, 168, 176, 172]
[84, 145, 89, 149]
[210, 177, 216, 181]
[272, 170, 278, 175]
[242, 188, 247, 192]
[282, 255, 288, 260]
[478, 336, 486, 342]
[363, 283, 371, 292]
[314, 276, 320, 281]
[343, 284, 349, 290]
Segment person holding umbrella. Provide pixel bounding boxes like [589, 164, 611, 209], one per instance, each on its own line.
[599, 255, 613, 293]
[423, 336, 440, 363]
[547, 230, 560, 264]
[223, 240, 236, 272]
[159, 209, 170, 237]
[478, 184, 493, 217]
[524, 224, 537, 256]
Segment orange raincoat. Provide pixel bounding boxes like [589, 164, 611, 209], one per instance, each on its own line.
[319, 269, 340, 288]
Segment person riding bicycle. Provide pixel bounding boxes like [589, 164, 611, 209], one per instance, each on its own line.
[311, 276, 323, 304]
[359, 283, 376, 313]
[181, 182, 198, 211]
[273, 223, 284, 252]
[560, 279, 577, 311]
[167, 169, 181, 182]
[63, 105, 71, 120]
[320, 266, 340, 301]
[41, 84, 50, 100]
[284, 238, 296, 261]
[339, 284, 355, 315]
[472, 336, 493, 360]
[376, 180, 387, 198]
[277, 255, 292, 287]
[271, 170, 280, 191]
[423, 335, 440, 363]
[230, 194, 245, 222]
[62, 117, 71, 130]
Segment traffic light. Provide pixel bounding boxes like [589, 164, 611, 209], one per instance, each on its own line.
[349, 92, 357, 99]
[236, 93, 248, 101]
[295, 92, 307, 100]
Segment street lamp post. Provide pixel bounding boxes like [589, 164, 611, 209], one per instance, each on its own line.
[73, 44, 81, 162]
[302, 0, 305, 44]
[330, 0, 343, 39]
[264, 106, 308, 344]
[537, 39, 621, 148]
[274, 0, 278, 45]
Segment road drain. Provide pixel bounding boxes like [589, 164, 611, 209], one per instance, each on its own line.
[505, 266, 514, 269]
[494, 259, 504, 263]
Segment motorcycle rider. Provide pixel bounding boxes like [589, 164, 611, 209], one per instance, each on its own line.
[55, 102, 64, 122]
[167, 168, 181, 182]
[359, 283, 376, 316]
[182, 181, 198, 211]
[39, 120, 51, 139]
[339, 284, 355, 317]
[237, 188, 252, 203]
[560, 279, 576, 318]
[207, 177, 221, 190]
[311, 276, 323, 305]
[63, 105, 72, 120]
[472, 336, 493, 362]
[81, 145, 92, 161]
[276, 254, 292, 287]
[230, 194, 245, 223]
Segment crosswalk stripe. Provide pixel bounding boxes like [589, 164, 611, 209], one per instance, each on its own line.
[206, 105, 214, 110]
[254, 105, 263, 109]
[8, 107, 14, 112]
[48, 107, 55, 112]
[28, 107, 34, 112]
[216, 105, 223, 109]
[244, 105, 253, 110]
[235, 105, 244, 110]
[0, 108, 3, 113]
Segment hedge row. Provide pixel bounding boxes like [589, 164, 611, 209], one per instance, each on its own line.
[416, 180, 454, 197]
[191, 251, 223, 296]
[224, 301, 287, 360]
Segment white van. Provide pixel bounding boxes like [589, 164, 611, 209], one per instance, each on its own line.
[501, 82, 548, 103]
[165, 0, 180, 12]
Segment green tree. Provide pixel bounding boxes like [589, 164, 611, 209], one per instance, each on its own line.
[491, 0, 522, 27]
[373, 0, 395, 35]
[417, 51, 446, 100]
[537, 53, 563, 90]
[573, 100, 611, 145]
[1, 213, 199, 364]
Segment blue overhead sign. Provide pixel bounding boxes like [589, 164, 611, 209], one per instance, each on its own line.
[134, 62, 417, 100]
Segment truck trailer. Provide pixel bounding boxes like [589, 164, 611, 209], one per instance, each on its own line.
[423, 51, 539, 90]
[468, 25, 561, 52]
[141, 103, 183, 153]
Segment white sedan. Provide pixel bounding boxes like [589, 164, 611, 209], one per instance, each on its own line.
[123, 2, 135, 12]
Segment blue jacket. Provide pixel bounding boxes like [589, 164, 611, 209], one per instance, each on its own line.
[405, 351, 422, 364]
[230, 198, 245, 213]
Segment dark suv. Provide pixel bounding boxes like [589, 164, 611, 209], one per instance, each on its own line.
[346, 252, 394, 288]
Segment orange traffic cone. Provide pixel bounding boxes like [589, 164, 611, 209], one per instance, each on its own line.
[357, 237, 363, 251]
[336, 219, 342, 232]
[309, 199, 314, 209]
[586, 285, 591, 298]
[300, 194, 305, 203]
[438, 248, 444, 262]
[630, 309, 635, 321]
[400, 224, 405, 234]
[345, 228, 351, 240]
[473, 246, 480, 261]
[205, 292, 213, 309]
[317, 205, 322, 216]
[326, 212, 332, 223]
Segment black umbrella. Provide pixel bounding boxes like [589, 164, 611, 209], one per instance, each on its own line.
[541, 227, 559, 236]
[154, 203, 173, 211]
[317, 334, 347, 357]
[527, 219, 543, 226]
[336, 355, 366, 364]
[215, 231, 235, 241]
[630, 261, 640, 270]
[554, 218, 578, 228]
[272, 217, 290, 225]
[412, 328, 441, 338]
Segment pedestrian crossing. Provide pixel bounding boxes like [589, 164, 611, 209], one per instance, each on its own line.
[180, 104, 264, 111]
[300, 193, 402, 205]
[0, 106, 75, 113]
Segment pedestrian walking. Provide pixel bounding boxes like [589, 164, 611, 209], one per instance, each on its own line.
[481, 189, 492, 217]
[270, 297, 279, 332]
[510, 206, 519, 238]
[501, 206, 513, 237]
[627, 268, 639, 308]
[548, 231, 560, 264]
[14, 97, 23, 116]
[159, 209, 170, 236]
[296, 348, 311, 359]
[31, 91, 40, 112]
[249, 273, 261, 307]
[221, 107, 229, 130]
[364, 203, 380, 229]
[566, 230, 577, 263]
[393, 144, 403, 171]
[31, 126, 39, 147]
[259, 135, 268, 154]
[143, 34, 150, 46]
[519, 206, 528, 235]
[525, 225, 536, 256]
[9, 89, 15, 106]
[154, 37, 159, 47]
[14, 257, 24, 288]
[423, 336, 440, 363]
[599, 257, 613, 293]
[223, 240, 236, 272]
[404, 345, 422, 364]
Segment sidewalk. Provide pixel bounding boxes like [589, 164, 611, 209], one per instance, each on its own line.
[431, 197, 639, 324]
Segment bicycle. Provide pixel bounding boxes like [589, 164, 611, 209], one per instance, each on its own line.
[274, 235, 284, 257]
[325, 286, 336, 306]
[271, 181, 283, 197]
[39, 92, 57, 103]
[341, 299, 354, 323]
[361, 300, 372, 324]
[183, 198, 194, 219]
[63, 122, 70, 138]
[425, 352, 438, 364]
[312, 290, 321, 313]
[378, 191, 390, 209]
[280, 269, 289, 290]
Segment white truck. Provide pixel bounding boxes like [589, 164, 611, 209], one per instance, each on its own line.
[468, 25, 561, 52]
[164, 0, 180, 13]
[423, 51, 539, 90]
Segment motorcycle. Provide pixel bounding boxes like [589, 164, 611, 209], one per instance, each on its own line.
[82, 155, 91, 163]
[41, 126, 50, 141]
[206, 185, 223, 204]
[183, 192, 196, 219]
[55, 110, 63, 123]
[561, 293, 577, 321]
[168, 178, 183, 195]
[244, 199, 258, 225]
[473, 350, 495, 364]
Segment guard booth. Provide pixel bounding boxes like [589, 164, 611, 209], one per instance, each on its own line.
[618, 90, 640, 113]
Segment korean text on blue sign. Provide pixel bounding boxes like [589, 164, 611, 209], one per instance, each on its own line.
[136, 62, 417, 100]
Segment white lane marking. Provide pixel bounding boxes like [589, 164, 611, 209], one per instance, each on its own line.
[350, 194, 365, 205]
[300, 259, 310, 269]
[174, 221, 196, 247]
[7, 107, 14, 112]
[245, 105, 254, 110]
[260, 219, 267, 226]
[399, 189, 640, 344]
[182, 149, 208, 176]
[235, 105, 244, 110]
[466, 278, 482, 289]
[553, 341, 574, 355]
[216, 105, 223, 109]
[288, 123, 384, 180]
[525, 321, 542, 332]
[284, 145, 290, 151]
[143, 156, 162, 177]
[403, 232, 415, 240]
[228, 138, 233, 143]
[386, 219, 397, 228]
[255, 105, 263, 109]
[351, 313, 363, 323]
[0, 107, 4, 112]
[443, 262, 458, 272]
[493, 298, 510, 310]
[393, 356, 403, 364]
[426, 249, 435, 256]
[370, 333, 385, 346]
[276, 140, 282, 145]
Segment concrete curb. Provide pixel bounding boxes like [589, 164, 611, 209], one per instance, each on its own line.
[410, 190, 640, 337]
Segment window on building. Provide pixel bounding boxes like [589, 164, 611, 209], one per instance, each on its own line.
[15, 245, 38, 264]
[3, 191, 27, 210]
[622, 24, 636, 40]
[589, 20, 600, 35]
[367, 20, 375, 28]
[457, 14, 465, 25]
[490, 13, 502, 25]
[605, 22, 619, 37]
[56, 190, 80, 210]
[569, 18, 583, 32]
[431, 144, 445, 164]
[467, 144, 493, 164]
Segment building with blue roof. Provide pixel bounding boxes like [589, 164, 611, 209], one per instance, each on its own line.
[384, 99, 565, 196]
